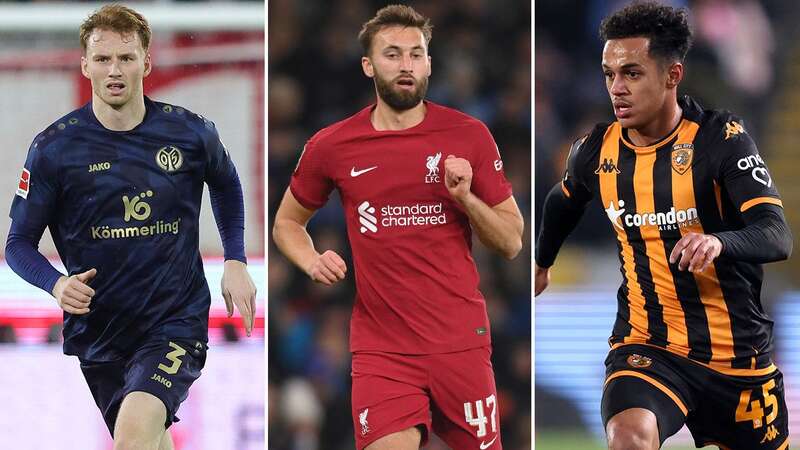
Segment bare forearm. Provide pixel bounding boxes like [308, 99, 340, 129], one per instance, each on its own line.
[272, 218, 319, 275]
[459, 193, 523, 259]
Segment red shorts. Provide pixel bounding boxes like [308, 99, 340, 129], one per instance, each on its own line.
[351, 346, 502, 450]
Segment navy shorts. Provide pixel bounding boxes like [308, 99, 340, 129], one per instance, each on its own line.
[602, 344, 789, 449]
[79, 337, 207, 435]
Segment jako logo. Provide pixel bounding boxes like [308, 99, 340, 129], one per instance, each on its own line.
[605, 200, 698, 231]
[123, 190, 154, 222]
[358, 201, 378, 233]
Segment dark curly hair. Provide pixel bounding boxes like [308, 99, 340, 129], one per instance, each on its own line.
[599, 1, 692, 65]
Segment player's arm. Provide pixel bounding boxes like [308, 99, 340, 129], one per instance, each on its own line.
[272, 189, 347, 285]
[534, 135, 594, 296]
[204, 128, 256, 336]
[6, 221, 96, 314]
[669, 121, 791, 272]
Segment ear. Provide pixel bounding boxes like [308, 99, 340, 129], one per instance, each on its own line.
[666, 62, 683, 89]
[143, 52, 152, 78]
[361, 56, 374, 78]
[81, 55, 90, 79]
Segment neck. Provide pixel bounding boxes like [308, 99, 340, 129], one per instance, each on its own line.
[627, 99, 682, 146]
[92, 95, 146, 131]
[370, 98, 426, 131]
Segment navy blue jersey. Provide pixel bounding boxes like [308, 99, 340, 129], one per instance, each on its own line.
[10, 97, 238, 362]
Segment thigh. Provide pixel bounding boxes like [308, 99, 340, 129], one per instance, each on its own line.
[429, 346, 502, 450]
[602, 346, 690, 445]
[687, 369, 789, 450]
[351, 352, 431, 450]
[113, 391, 169, 447]
[124, 338, 207, 429]
[80, 358, 128, 435]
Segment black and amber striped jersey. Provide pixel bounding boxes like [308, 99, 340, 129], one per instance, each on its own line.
[562, 96, 783, 376]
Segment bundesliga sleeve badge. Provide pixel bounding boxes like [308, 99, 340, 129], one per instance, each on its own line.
[16, 168, 30, 199]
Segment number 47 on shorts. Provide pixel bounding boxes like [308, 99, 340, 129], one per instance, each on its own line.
[464, 394, 498, 438]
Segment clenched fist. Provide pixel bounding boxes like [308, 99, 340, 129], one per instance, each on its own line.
[444, 155, 473, 202]
[52, 268, 97, 315]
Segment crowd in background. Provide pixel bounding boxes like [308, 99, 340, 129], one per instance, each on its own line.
[269, 1, 531, 448]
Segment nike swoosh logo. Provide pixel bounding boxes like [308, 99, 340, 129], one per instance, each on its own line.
[479, 436, 498, 449]
[351, 166, 378, 177]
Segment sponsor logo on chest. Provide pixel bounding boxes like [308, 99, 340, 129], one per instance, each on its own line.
[357, 200, 447, 234]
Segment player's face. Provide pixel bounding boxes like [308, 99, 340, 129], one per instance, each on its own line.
[602, 37, 671, 130]
[362, 25, 431, 111]
[81, 29, 151, 109]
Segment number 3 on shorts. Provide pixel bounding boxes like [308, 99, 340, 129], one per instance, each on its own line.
[464, 394, 498, 438]
[158, 342, 187, 375]
[735, 379, 778, 429]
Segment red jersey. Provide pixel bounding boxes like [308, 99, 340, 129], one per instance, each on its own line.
[290, 101, 513, 354]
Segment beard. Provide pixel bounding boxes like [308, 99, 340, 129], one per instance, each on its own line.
[374, 72, 428, 111]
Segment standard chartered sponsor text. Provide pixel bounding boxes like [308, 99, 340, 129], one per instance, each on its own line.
[91, 218, 181, 240]
[380, 203, 446, 227]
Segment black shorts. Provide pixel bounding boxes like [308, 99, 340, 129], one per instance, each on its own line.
[601, 344, 789, 449]
[79, 337, 207, 435]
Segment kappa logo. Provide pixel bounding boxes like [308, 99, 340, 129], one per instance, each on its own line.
[359, 408, 370, 436]
[156, 146, 183, 172]
[761, 424, 780, 443]
[594, 158, 621, 174]
[16, 168, 30, 199]
[725, 120, 746, 140]
[358, 201, 378, 233]
[425, 152, 442, 183]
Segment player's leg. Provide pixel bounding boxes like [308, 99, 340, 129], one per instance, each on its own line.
[364, 427, 421, 450]
[602, 347, 690, 450]
[113, 391, 168, 450]
[351, 352, 431, 450]
[604, 407, 660, 450]
[159, 429, 175, 450]
[428, 346, 503, 449]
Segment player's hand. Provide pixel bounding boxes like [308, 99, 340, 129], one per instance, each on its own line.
[221, 260, 257, 337]
[534, 263, 550, 297]
[52, 268, 97, 315]
[444, 155, 473, 203]
[669, 232, 723, 273]
[307, 250, 347, 285]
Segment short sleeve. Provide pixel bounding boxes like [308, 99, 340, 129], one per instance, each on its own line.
[289, 138, 334, 210]
[9, 139, 59, 231]
[717, 120, 782, 213]
[469, 123, 513, 207]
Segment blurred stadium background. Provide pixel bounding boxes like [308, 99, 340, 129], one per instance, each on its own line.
[268, 0, 531, 449]
[0, 2, 264, 449]
[536, 0, 800, 448]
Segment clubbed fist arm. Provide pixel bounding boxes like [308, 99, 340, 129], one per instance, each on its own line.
[52, 268, 97, 315]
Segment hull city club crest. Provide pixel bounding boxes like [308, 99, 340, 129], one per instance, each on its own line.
[671, 143, 694, 175]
